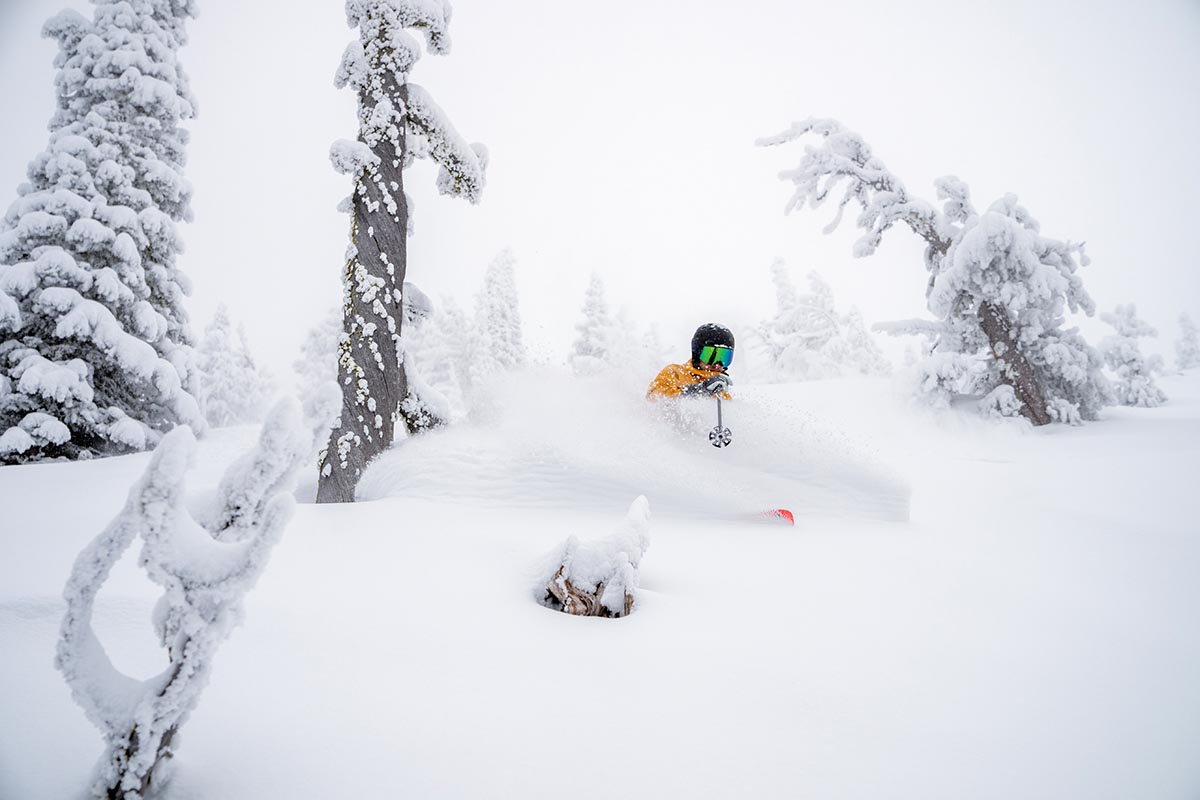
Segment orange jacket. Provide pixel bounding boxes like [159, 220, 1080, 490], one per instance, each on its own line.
[646, 362, 732, 400]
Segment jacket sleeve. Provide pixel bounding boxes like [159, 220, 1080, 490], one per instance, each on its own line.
[646, 364, 686, 399]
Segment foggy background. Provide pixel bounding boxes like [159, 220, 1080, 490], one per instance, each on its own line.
[2, 0, 1198, 378]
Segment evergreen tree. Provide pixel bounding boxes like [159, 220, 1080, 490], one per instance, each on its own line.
[756, 259, 890, 380]
[472, 248, 525, 382]
[570, 273, 614, 373]
[0, 0, 203, 463]
[1101, 304, 1167, 407]
[406, 295, 471, 418]
[1176, 312, 1200, 370]
[761, 119, 1107, 424]
[294, 306, 343, 420]
[197, 304, 272, 427]
[318, 0, 488, 503]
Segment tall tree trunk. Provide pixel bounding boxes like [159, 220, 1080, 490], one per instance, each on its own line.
[317, 79, 411, 504]
[978, 301, 1051, 426]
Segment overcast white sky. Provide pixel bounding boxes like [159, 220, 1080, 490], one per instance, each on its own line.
[2, 0, 1199, 376]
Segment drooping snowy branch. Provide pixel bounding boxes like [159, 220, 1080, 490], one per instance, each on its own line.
[757, 118, 947, 265]
[56, 399, 313, 800]
[405, 84, 488, 203]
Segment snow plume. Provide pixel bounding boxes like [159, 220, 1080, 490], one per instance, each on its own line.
[197, 304, 275, 427]
[55, 399, 313, 800]
[1101, 304, 1167, 408]
[538, 496, 651, 618]
[319, 0, 486, 502]
[755, 258, 890, 380]
[1176, 312, 1200, 371]
[358, 370, 909, 522]
[759, 118, 1107, 425]
[0, 0, 202, 462]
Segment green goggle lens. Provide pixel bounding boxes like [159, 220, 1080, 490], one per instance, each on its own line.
[699, 345, 733, 368]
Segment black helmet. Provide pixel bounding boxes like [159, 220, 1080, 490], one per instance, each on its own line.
[691, 323, 735, 368]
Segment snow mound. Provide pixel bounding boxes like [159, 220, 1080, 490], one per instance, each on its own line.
[357, 370, 910, 521]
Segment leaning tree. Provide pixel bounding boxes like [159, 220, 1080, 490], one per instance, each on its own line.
[318, 0, 487, 503]
[759, 118, 1108, 425]
[0, 0, 204, 463]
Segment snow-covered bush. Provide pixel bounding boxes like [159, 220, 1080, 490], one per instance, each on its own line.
[471, 248, 526, 382]
[756, 259, 890, 380]
[538, 496, 651, 618]
[197, 304, 273, 427]
[570, 273, 615, 374]
[1101, 304, 1167, 407]
[55, 399, 313, 800]
[319, 0, 488, 503]
[0, 0, 204, 462]
[760, 118, 1107, 425]
[1176, 312, 1200, 370]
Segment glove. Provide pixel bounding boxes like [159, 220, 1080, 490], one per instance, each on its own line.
[699, 373, 731, 395]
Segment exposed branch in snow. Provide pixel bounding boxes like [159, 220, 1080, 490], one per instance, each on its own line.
[539, 496, 651, 619]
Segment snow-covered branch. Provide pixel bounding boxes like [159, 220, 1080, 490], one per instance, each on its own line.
[56, 399, 313, 799]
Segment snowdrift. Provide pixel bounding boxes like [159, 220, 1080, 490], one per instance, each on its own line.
[357, 370, 910, 521]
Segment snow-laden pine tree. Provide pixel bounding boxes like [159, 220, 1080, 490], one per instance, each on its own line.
[318, 0, 488, 503]
[570, 272, 615, 373]
[196, 304, 273, 427]
[1100, 304, 1167, 407]
[756, 259, 889, 380]
[1176, 312, 1200, 370]
[843, 307, 891, 377]
[760, 119, 1107, 424]
[471, 248, 525, 382]
[0, 0, 204, 463]
[56, 399, 317, 800]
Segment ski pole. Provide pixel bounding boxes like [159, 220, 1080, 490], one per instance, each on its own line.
[709, 393, 732, 448]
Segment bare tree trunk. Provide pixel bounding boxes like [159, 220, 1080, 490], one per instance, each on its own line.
[316, 78, 411, 504]
[977, 301, 1051, 426]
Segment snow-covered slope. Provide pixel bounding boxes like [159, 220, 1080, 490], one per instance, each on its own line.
[2, 375, 1199, 799]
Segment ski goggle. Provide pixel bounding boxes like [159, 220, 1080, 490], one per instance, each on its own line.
[699, 345, 733, 369]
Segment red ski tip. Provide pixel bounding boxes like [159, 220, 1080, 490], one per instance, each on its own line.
[761, 509, 794, 525]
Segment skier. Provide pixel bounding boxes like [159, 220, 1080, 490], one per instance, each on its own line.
[646, 323, 735, 400]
